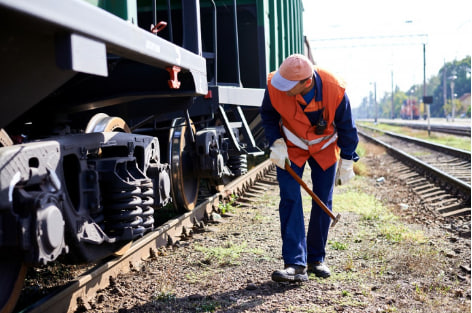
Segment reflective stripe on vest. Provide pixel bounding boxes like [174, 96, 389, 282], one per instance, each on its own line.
[282, 124, 338, 151]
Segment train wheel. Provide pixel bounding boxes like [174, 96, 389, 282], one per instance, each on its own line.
[0, 261, 27, 313]
[0, 129, 13, 147]
[169, 117, 199, 212]
[85, 113, 131, 133]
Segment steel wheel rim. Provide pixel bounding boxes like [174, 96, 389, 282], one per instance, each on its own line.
[169, 117, 199, 211]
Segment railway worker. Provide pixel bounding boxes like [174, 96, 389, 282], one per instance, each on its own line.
[260, 54, 359, 282]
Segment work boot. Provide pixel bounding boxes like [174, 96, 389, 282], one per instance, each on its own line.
[308, 261, 331, 278]
[271, 265, 308, 282]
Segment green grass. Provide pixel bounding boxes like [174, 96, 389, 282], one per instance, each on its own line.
[329, 240, 348, 250]
[334, 187, 394, 221]
[334, 185, 426, 244]
[195, 301, 220, 312]
[194, 241, 264, 267]
[327, 177, 459, 309]
[218, 194, 238, 214]
[152, 291, 176, 302]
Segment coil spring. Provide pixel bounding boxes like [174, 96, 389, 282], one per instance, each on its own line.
[140, 180, 154, 232]
[228, 154, 248, 176]
[101, 175, 154, 240]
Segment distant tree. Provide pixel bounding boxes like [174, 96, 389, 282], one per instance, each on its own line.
[378, 92, 391, 119]
[432, 56, 471, 117]
[380, 86, 408, 119]
[443, 99, 463, 116]
[426, 75, 440, 98]
[352, 96, 370, 120]
[393, 90, 408, 118]
[355, 56, 470, 119]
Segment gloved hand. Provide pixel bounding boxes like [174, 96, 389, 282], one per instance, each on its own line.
[270, 138, 290, 169]
[335, 158, 355, 185]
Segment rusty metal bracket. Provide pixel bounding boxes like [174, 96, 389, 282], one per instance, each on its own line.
[150, 21, 167, 34]
[166, 66, 181, 89]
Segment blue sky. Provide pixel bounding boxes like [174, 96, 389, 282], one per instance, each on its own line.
[302, 0, 471, 107]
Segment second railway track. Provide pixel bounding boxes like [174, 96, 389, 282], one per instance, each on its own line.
[358, 125, 471, 219]
[375, 120, 471, 137]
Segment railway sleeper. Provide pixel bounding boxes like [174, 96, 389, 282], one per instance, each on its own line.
[250, 184, 268, 192]
[412, 183, 435, 192]
[417, 188, 443, 196]
[399, 172, 420, 180]
[237, 191, 264, 202]
[394, 166, 412, 173]
[407, 177, 429, 185]
[437, 203, 471, 216]
[257, 179, 279, 186]
[426, 196, 459, 206]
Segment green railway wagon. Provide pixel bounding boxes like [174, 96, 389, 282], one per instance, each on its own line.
[88, 0, 306, 89]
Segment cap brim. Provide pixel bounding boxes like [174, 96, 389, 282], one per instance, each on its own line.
[271, 71, 299, 91]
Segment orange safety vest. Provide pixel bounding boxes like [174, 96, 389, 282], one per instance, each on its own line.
[267, 67, 346, 170]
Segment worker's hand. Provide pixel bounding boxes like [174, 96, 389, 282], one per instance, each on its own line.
[270, 138, 290, 169]
[335, 158, 355, 185]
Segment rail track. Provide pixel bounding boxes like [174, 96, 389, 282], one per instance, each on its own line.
[358, 125, 471, 220]
[14, 160, 274, 313]
[365, 119, 471, 137]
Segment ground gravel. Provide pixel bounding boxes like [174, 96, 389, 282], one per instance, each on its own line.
[83, 139, 470, 313]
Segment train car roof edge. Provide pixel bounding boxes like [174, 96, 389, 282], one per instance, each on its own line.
[0, 0, 208, 95]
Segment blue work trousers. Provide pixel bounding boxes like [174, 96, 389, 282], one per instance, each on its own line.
[276, 157, 336, 267]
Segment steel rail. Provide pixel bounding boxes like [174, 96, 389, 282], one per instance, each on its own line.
[369, 120, 471, 137]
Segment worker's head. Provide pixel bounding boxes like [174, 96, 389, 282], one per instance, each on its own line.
[271, 54, 314, 94]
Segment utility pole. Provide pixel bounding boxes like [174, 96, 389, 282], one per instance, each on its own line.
[449, 71, 457, 122]
[391, 71, 394, 119]
[374, 82, 377, 124]
[443, 60, 447, 118]
[370, 82, 377, 124]
[423, 43, 431, 135]
[423, 43, 426, 99]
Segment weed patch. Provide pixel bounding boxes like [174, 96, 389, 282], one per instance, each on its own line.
[194, 241, 263, 267]
[218, 194, 238, 214]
